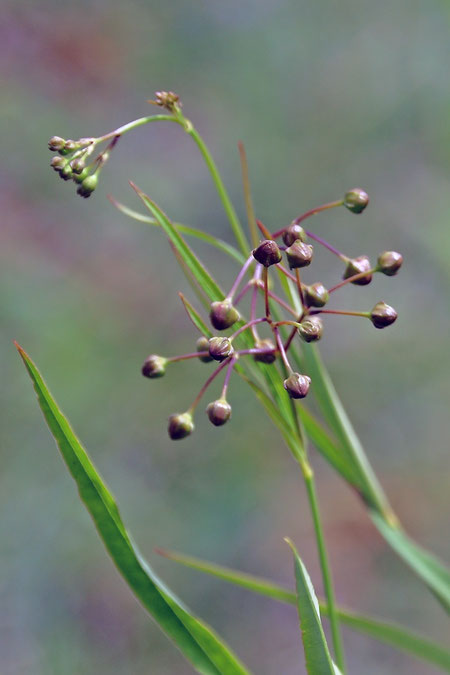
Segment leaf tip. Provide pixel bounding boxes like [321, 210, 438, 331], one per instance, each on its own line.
[154, 546, 172, 559]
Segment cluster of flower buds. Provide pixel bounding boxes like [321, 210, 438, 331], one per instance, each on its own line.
[141, 188, 402, 440]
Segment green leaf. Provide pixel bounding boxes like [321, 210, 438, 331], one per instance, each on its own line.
[285, 538, 336, 675]
[157, 548, 450, 672]
[16, 343, 251, 675]
[108, 196, 246, 265]
[178, 293, 213, 338]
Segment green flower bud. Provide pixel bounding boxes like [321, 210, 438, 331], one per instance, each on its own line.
[206, 398, 232, 426]
[283, 372, 311, 399]
[286, 240, 313, 269]
[253, 338, 277, 364]
[168, 412, 194, 440]
[209, 300, 240, 331]
[48, 136, 66, 152]
[50, 156, 67, 172]
[377, 251, 403, 276]
[282, 223, 307, 247]
[63, 139, 78, 154]
[303, 282, 329, 308]
[343, 256, 373, 285]
[208, 337, 234, 362]
[370, 302, 398, 329]
[77, 174, 98, 198]
[252, 240, 282, 267]
[298, 316, 323, 342]
[59, 164, 73, 181]
[196, 336, 214, 362]
[73, 167, 90, 184]
[70, 157, 86, 174]
[141, 354, 167, 378]
[344, 188, 369, 213]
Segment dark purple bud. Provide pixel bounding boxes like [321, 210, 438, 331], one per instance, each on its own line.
[252, 240, 282, 267]
[286, 241, 314, 269]
[208, 337, 234, 362]
[344, 188, 369, 213]
[196, 336, 214, 362]
[253, 338, 277, 364]
[298, 316, 323, 342]
[343, 256, 373, 285]
[283, 372, 311, 399]
[142, 354, 167, 378]
[377, 251, 403, 276]
[50, 156, 67, 172]
[206, 399, 232, 426]
[168, 412, 194, 440]
[303, 282, 329, 308]
[370, 302, 398, 329]
[282, 223, 307, 247]
[48, 136, 66, 152]
[209, 300, 240, 331]
[77, 174, 98, 198]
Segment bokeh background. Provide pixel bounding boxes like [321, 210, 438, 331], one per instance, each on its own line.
[2, 0, 450, 673]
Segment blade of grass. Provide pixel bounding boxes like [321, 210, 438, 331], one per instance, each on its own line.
[179, 293, 213, 338]
[108, 196, 246, 265]
[155, 548, 450, 672]
[285, 539, 337, 675]
[16, 343, 251, 675]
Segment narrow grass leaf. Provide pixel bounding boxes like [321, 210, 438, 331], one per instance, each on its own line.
[179, 293, 213, 337]
[16, 344, 251, 675]
[285, 538, 336, 675]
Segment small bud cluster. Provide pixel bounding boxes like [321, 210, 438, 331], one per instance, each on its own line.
[138, 187, 401, 440]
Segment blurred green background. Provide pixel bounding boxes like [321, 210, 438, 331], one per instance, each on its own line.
[2, 0, 450, 673]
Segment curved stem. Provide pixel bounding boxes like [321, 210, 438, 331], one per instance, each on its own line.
[272, 199, 344, 238]
[226, 254, 254, 301]
[221, 357, 237, 398]
[189, 358, 230, 413]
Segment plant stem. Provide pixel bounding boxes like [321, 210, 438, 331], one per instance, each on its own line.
[328, 268, 377, 293]
[189, 358, 230, 413]
[97, 115, 178, 142]
[272, 199, 344, 238]
[227, 254, 254, 301]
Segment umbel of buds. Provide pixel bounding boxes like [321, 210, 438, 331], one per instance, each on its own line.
[303, 282, 329, 308]
[298, 316, 323, 343]
[208, 337, 234, 361]
[343, 256, 373, 285]
[344, 188, 370, 214]
[377, 251, 403, 276]
[206, 399, 232, 426]
[370, 302, 398, 329]
[252, 240, 282, 267]
[286, 241, 313, 269]
[253, 338, 276, 364]
[210, 300, 239, 330]
[196, 336, 214, 362]
[142, 354, 167, 378]
[168, 412, 194, 440]
[284, 373, 311, 399]
[282, 223, 307, 247]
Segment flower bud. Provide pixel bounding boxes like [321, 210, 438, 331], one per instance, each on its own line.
[70, 157, 86, 174]
[77, 174, 98, 198]
[59, 164, 73, 181]
[286, 241, 313, 269]
[377, 251, 403, 276]
[63, 139, 78, 154]
[141, 354, 167, 378]
[168, 412, 194, 440]
[298, 316, 323, 342]
[344, 188, 369, 213]
[343, 256, 372, 285]
[48, 136, 66, 152]
[73, 167, 90, 184]
[303, 282, 329, 308]
[206, 398, 232, 426]
[252, 240, 282, 267]
[196, 336, 214, 362]
[50, 156, 67, 172]
[253, 338, 277, 364]
[208, 337, 234, 362]
[283, 372, 311, 399]
[370, 302, 398, 329]
[282, 223, 307, 247]
[209, 300, 240, 331]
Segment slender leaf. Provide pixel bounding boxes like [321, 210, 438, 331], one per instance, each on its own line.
[285, 539, 336, 675]
[108, 196, 246, 265]
[179, 293, 213, 337]
[156, 549, 450, 672]
[16, 344, 251, 675]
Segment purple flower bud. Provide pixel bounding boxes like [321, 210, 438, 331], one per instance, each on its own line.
[344, 188, 369, 213]
[298, 316, 323, 342]
[206, 399, 232, 426]
[370, 302, 398, 329]
[209, 300, 240, 331]
[208, 337, 234, 362]
[253, 338, 277, 364]
[70, 158, 86, 175]
[196, 336, 214, 362]
[50, 156, 67, 172]
[168, 412, 194, 440]
[286, 241, 313, 269]
[252, 240, 282, 267]
[343, 256, 373, 285]
[377, 251, 403, 276]
[48, 136, 66, 152]
[283, 372, 311, 399]
[303, 282, 329, 308]
[142, 354, 167, 378]
[282, 223, 307, 247]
